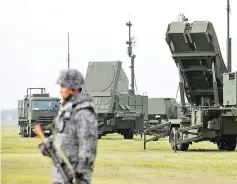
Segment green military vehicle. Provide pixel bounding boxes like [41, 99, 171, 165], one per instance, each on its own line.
[84, 61, 148, 139]
[18, 88, 60, 137]
[147, 98, 178, 126]
[165, 18, 237, 151]
[143, 97, 182, 148]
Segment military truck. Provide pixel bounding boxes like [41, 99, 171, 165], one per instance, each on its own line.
[84, 61, 148, 139]
[165, 19, 237, 151]
[143, 98, 182, 148]
[18, 88, 60, 137]
[147, 98, 178, 125]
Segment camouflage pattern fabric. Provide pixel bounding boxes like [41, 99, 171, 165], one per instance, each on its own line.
[56, 69, 85, 89]
[48, 92, 98, 184]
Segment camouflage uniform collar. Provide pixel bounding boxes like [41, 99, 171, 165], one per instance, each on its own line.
[60, 100, 73, 112]
[72, 93, 96, 114]
[61, 92, 93, 110]
[73, 92, 93, 104]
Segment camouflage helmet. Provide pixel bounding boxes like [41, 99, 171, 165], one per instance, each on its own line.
[56, 69, 84, 89]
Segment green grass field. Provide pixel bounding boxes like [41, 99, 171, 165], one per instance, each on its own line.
[1, 126, 237, 184]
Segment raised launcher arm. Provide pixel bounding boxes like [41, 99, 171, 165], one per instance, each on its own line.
[165, 21, 227, 107]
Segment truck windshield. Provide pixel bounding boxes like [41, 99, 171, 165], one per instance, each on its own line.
[31, 100, 59, 111]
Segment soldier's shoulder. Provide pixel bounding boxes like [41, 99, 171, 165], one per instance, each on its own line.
[73, 107, 97, 122]
[74, 107, 95, 116]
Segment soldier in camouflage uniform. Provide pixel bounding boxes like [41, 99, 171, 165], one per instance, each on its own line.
[39, 69, 98, 184]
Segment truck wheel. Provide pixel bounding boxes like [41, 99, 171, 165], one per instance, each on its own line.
[178, 142, 189, 151]
[123, 132, 134, 139]
[217, 142, 225, 150]
[169, 127, 189, 151]
[28, 125, 31, 138]
[176, 131, 189, 151]
[225, 137, 236, 151]
[20, 126, 25, 137]
[27, 125, 35, 138]
[21, 126, 28, 137]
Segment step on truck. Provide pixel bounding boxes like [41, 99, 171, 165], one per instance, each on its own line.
[18, 88, 60, 138]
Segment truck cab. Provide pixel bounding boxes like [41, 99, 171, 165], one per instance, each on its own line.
[18, 88, 60, 137]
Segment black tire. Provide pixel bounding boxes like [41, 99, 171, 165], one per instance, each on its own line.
[176, 128, 189, 151]
[20, 126, 25, 137]
[217, 142, 225, 150]
[123, 132, 134, 139]
[28, 125, 31, 138]
[169, 127, 189, 151]
[27, 125, 35, 138]
[178, 142, 189, 151]
[225, 137, 236, 151]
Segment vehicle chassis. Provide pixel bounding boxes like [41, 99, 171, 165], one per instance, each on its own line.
[170, 106, 237, 152]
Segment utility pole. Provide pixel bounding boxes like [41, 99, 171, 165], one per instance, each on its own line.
[227, 0, 231, 72]
[126, 21, 136, 95]
[67, 32, 70, 69]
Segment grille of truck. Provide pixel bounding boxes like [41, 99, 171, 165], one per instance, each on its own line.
[38, 116, 55, 121]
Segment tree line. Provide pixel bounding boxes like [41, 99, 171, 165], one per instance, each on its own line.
[1, 108, 18, 121]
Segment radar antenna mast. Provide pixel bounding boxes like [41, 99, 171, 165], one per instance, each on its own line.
[227, 0, 231, 72]
[126, 17, 136, 95]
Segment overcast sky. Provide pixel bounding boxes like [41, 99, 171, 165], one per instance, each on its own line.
[0, 0, 236, 110]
